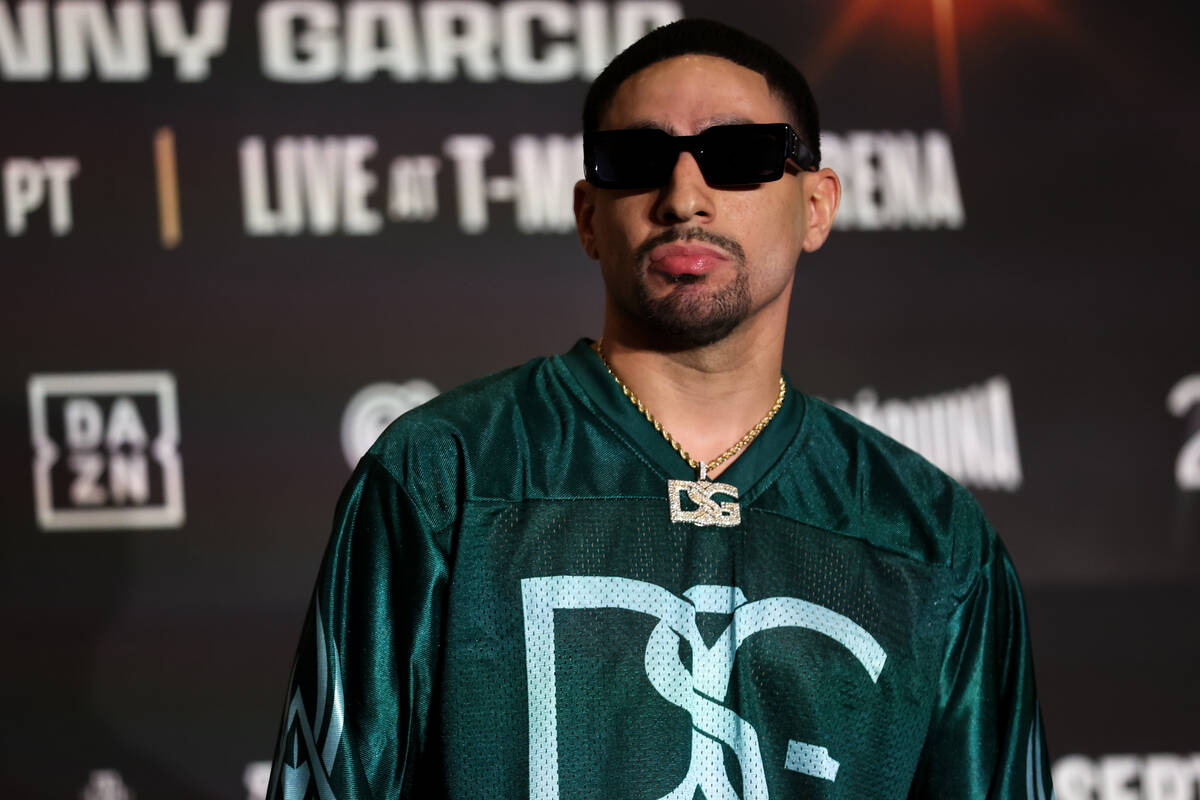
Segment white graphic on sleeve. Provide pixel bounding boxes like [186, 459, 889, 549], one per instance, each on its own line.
[266, 607, 345, 800]
[521, 577, 887, 800]
[1025, 706, 1053, 800]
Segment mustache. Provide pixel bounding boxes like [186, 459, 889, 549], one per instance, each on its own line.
[633, 227, 746, 266]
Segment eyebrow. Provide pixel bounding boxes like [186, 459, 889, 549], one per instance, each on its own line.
[619, 114, 757, 135]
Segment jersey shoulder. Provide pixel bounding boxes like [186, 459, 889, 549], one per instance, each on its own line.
[771, 395, 997, 588]
[364, 354, 568, 530]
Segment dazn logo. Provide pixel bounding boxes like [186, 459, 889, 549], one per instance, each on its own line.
[28, 372, 184, 530]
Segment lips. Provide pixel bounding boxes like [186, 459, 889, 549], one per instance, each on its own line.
[647, 243, 731, 277]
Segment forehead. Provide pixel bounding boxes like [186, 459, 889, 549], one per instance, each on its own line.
[601, 54, 789, 134]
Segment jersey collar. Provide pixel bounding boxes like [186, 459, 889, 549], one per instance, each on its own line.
[556, 338, 806, 502]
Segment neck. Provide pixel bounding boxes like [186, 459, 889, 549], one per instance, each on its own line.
[600, 303, 788, 478]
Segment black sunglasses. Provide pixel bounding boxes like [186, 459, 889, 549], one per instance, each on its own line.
[584, 123, 817, 191]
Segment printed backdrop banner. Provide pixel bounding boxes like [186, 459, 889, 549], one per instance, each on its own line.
[2, 1, 1197, 798]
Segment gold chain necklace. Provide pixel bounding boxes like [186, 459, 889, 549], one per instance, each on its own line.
[592, 339, 786, 527]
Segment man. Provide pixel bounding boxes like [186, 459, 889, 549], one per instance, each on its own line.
[267, 19, 1053, 800]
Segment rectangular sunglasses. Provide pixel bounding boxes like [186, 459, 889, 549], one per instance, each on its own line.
[584, 123, 817, 191]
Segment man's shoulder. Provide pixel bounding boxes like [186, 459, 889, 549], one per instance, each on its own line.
[803, 394, 964, 497]
[360, 353, 566, 522]
[779, 395, 996, 581]
[371, 353, 558, 457]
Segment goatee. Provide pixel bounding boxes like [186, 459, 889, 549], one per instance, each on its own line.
[632, 228, 751, 348]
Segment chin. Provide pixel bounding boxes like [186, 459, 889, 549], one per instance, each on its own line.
[640, 295, 749, 349]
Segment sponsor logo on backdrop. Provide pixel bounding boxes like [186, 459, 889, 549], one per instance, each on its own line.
[4, 1, 970, 242]
[80, 769, 134, 800]
[521, 577, 886, 795]
[5, 4, 966, 239]
[238, 129, 963, 236]
[822, 130, 964, 230]
[258, 0, 681, 82]
[0, 0, 229, 81]
[340, 379, 440, 468]
[834, 376, 1022, 492]
[2, 156, 79, 236]
[27, 371, 184, 530]
[1053, 753, 1200, 800]
[0, 1, 679, 82]
[243, 761, 271, 800]
[1167, 374, 1200, 491]
[238, 132, 581, 236]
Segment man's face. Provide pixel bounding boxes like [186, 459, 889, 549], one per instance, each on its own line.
[575, 54, 837, 348]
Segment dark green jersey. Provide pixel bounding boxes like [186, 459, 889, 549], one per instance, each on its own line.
[267, 340, 1053, 800]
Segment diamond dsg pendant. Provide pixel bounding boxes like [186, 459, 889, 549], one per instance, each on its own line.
[668, 468, 741, 527]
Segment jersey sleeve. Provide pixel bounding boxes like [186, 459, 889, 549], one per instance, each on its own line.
[910, 536, 1054, 799]
[265, 454, 450, 800]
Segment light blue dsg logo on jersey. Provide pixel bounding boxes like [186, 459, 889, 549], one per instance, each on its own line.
[521, 577, 887, 800]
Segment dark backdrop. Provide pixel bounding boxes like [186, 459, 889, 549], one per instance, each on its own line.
[2, 1, 1197, 797]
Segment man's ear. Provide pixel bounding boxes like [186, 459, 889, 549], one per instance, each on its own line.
[801, 168, 841, 253]
[574, 179, 600, 260]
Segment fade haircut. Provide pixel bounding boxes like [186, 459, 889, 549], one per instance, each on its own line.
[582, 18, 821, 166]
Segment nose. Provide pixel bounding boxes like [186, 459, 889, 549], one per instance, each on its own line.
[651, 151, 714, 226]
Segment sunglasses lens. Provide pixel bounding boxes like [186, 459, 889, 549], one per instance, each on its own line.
[585, 124, 796, 189]
[587, 130, 677, 190]
[697, 125, 787, 186]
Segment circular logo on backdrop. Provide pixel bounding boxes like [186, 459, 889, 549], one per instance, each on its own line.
[340, 380, 440, 468]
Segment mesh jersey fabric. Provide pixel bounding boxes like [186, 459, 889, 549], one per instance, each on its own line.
[266, 339, 1054, 800]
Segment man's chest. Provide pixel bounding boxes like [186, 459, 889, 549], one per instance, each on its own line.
[427, 499, 954, 799]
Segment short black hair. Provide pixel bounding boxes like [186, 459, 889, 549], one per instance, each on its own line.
[582, 18, 821, 166]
